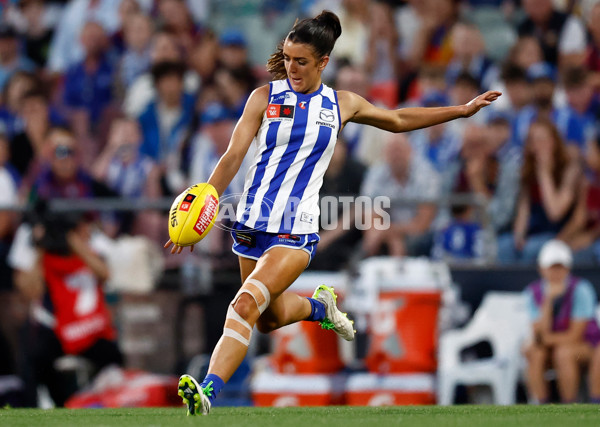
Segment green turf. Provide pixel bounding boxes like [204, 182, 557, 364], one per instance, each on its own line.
[1, 405, 600, 427]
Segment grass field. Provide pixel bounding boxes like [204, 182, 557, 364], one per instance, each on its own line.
[1, 405, 600, 427]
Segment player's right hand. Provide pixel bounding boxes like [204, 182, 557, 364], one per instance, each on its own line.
[164, 239, 195, 254]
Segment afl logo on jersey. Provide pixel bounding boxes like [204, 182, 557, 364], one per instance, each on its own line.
[267, 104, 295, 120]
[319, 109, 335, 122]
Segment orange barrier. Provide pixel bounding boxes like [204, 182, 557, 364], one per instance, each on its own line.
[365, 290, 442, 374]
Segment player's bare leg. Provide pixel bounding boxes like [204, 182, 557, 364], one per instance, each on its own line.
[208, 248, 310, 380]
[179, 248, 309, 415]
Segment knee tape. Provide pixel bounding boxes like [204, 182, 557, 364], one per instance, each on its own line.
[223, 279, 271, 346]
[232, 278, 271, 315]
[223, 304, 253, 346]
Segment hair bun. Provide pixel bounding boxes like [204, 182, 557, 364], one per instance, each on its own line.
[315, 10, 342, 40]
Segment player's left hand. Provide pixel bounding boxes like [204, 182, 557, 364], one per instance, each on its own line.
[164, 239, 195, 254]
[464, 91, 502, 117]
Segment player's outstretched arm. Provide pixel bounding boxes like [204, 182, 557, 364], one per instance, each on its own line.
[338, 90, 501, 133]
[208, 85, 268, 196]
[164, 85, 268, 254]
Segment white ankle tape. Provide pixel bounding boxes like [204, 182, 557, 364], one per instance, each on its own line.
[223, 304, 252, 346]
[233, 278, 271, 314]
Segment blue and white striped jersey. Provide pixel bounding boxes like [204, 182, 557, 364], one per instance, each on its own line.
[236, 79, 341, 234]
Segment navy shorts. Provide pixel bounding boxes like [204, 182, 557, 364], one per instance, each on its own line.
[230, 222, 320, 263]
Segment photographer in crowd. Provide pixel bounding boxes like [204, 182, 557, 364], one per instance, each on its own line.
[8, 126, 122, 407]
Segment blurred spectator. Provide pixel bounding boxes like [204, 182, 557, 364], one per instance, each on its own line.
[492, 64, 532, 116]
[410, 91, 461, 175]
[8, 209, 122, 407]
[157, 0, 200, 57]
[138, 61, 195, 194]
[188, 30, 219, 84]
[123, 30, 199, 118]
[335, 62, 388, 166]
[47, 0, 122, 74]
[361, 133, 441, 257]
[310, 139, 366, 271]
[110, 0, 143, 55]
[561, 67, 599, 147]
[512, 62, 585, 156]
[92, 118, 161, 238]
[0, 24, 36, 92]
[506, 35, 545, 71]
[445, 21, 499, 91]
[523, 239, 600, 404]
[28, 127, 115, 204]
[517, 0, 586, 66]
[498, 119, 581, 264]
[62, 21, 114, 135]
[217, 29, 257, 90]
[331, 0, 369, 68]
[559, 138, 600, 265]
[447, 72, 487, 137]
[9, 0, 60, 68]
[431, 203, 488, 264]
[0, 71, 38, 140]
[365, 1, 398, 85]
[9, 88, 65, 182]
[484, 114, 522, 233]
[213, 67, 252, 119]
[93, 117, 158, 199]
[115, 13, 153, 99]
[409, 0, 458, 69]
[444, 120, 521, 235]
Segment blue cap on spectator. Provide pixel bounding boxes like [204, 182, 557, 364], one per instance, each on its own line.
[421, 91, 449, 107]
[527, 62, 556, 83]
[219, 29, 247, 48]
[201, 102, 231, 125]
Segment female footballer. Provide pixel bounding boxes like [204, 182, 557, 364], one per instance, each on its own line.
[166, 10, 500, 415]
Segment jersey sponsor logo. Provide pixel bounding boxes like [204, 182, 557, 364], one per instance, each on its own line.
[193, 194, 219, 235]
[319, 109, 335, 122]
[316, 120, 336, 129]
[270, 93, 291, 103]
[179, 193, 197, 212]
[298, 101, 307, 109]
[266, 104, 295, 119]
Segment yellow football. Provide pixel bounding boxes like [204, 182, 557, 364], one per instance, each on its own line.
[168, 183, 219, 246]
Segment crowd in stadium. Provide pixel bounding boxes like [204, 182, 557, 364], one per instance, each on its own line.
[0, 0, 598, 274]
[0, 0, 599, 409]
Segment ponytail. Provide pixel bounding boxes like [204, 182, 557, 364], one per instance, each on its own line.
[266, 10, 342, 80]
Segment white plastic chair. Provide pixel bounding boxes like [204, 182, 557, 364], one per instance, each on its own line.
[437, 291, 530, 405]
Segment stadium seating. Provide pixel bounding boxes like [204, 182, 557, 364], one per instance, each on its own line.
[437, 291, 530, 405]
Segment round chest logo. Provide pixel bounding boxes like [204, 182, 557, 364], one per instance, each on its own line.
[319, 109, 335, 122]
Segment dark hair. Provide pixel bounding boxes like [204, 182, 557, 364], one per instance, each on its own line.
[151, 61, 186, 84]
[22, 88, 48, 103]
[454, 72, 480, 91]
[521, 118, 570, 190]
[562, 67, 588, 89]
[267, 11, 342, 80]
[501, 64, 527, 84]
